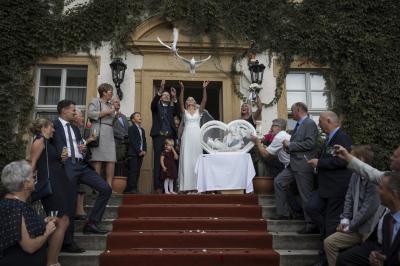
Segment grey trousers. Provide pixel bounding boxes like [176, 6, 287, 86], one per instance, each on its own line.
[274, 166, 314, 221]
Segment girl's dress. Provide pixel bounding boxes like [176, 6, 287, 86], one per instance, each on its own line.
[160, 151, 177, 180]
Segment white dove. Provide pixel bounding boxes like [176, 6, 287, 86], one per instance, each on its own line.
[157, 27, 179, 54]
[175, 52, 212, 74]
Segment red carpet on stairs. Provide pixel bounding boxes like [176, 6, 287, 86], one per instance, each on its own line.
[99, 194, 279, 266]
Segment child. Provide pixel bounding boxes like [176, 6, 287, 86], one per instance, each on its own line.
[160, 138, 179, 194]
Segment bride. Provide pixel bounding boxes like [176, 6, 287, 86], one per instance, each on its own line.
[178, 80, 210, 192]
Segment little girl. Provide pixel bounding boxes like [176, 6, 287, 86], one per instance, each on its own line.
[160, 138, 179, 194]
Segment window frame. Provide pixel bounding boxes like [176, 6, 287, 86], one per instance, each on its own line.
[34, 65, 88, 118]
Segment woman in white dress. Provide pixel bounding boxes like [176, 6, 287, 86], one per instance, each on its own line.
[178, 80, 209, 192]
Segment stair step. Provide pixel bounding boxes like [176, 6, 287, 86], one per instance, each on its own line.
[106, 231, 273, 249]
[122, 194, 259, 205]
[74, 233, 107, 250]
[111, 217, 267, 232]
[75, 219, 114, 232]
[117, 204, 262, 218]
[85, 193, 123, 206]
[267, 219, 306, 232]
[276, 250, 319, 266]
[99, 249, 279, 266]
[258, 194, 275, 205]
[59, 250, 101, 266]
[271, 232, 320, 250]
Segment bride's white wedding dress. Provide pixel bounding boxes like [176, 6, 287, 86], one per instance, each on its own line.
[178, 109, 202, 191]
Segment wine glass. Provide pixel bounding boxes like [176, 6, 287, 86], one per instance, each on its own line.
[49, 210, 59, 217]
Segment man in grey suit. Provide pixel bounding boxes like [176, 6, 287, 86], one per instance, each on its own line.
[323, 145, 380, 266]
[333, 145, 400, 266]
[273, 102, 318, 222]
[113, 98, 129, 144]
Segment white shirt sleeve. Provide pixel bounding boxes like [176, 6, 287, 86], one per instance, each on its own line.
[266, 132, 285, 155]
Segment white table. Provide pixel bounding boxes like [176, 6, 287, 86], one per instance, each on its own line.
[195, 152, 255, 193]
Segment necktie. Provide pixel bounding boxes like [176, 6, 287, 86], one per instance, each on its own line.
[66, 123, 76, 164]
[119, 116, 125, 127]
[387, 215, 395, 245]
[292, 122, 300, 135]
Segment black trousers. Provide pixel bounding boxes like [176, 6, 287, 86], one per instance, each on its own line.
[152, 135, 167, 190]
[126, 155, 143, 192]
[306, 192, 344, 239]
[336, 241, 379, 266]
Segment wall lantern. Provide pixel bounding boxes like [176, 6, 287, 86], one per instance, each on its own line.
[248, 59, 266, 85]
[110, 58, 127, 100]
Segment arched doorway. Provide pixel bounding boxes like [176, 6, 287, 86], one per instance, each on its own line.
[129, 16, 248, 193]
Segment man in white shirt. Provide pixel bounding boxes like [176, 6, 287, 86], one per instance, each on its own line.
[252, 118, 291, 168]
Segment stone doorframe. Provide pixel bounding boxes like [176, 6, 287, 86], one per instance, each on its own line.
[128, 16, 248, 193]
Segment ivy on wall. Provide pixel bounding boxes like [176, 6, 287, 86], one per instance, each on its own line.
[0, 0, 399, 174]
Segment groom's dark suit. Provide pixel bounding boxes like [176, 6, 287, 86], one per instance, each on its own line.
[53, 118, 111, 241]
[150, 94, 179, 190]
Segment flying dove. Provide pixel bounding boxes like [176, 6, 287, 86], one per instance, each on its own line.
[175, 51, 212, 74]
[157, 27, 179, 54]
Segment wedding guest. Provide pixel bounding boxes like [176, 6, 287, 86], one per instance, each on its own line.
[304, 111, 352, 266]
[333, 144, 400, 265]
[240, 95, 262, 128]
[160, 138, 179, 194]
[53, 99, 111, 237]
[0, 160, 56, 266]
[87, 83, 116, 186]
[178, 80, 209, 193]
[150, 80, 179, 193]
[323, 145, 380, 266]
[272, 102, 318, 224]
[112, 98, 130, 187]
[337, 172, 400, 266]
[29, 118, 73, 262]
[252, 118, 291, 175]
[125, 112, 147, 194]
[72, 109, 87, 220]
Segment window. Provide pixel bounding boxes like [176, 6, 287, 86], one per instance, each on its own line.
[286, 72, 331, 128]
[35, 66, 88, 120]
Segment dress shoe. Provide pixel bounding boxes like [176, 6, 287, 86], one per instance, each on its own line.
[269, 215, 291, 220]
[83, 223, 108, 235]
[61, 242, 85, 253]
[74, 214, 87, 220]
[297, 225, 319, 234]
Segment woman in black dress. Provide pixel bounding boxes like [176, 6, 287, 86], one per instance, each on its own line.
[0, 160, 56, 266]
[30, 118, 74, 265]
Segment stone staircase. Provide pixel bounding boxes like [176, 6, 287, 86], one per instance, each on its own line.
[59, 194, 319, 266]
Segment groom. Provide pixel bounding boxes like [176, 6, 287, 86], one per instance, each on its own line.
[150, 80, 180, 193]
[53, 100, 112, 251]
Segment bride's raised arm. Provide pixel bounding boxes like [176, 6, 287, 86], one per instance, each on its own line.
[178, 81, 185, 113]
[200, 81, 209, 112]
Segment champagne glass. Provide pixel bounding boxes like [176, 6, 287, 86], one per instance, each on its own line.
[49, 210, 59, 217]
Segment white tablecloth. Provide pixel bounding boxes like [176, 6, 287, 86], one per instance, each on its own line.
[195, 152, 255, 193]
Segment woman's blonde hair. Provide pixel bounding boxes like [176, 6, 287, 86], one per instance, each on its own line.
[29, 118, 52, 135]
[185, 97, 196, 109]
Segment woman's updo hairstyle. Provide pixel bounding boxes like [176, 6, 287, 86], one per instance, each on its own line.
[29, 118, 52, 135]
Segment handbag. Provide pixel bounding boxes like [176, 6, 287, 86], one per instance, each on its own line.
[86, 99, 102, 148]
[31, 140, 53, 202]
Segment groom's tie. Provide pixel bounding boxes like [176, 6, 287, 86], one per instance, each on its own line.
[66, 123, 76, 164]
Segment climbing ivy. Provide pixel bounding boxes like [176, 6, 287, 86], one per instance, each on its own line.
[1, 0, 399, 173]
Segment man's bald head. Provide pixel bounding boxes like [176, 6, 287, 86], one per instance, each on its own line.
[319, 111, 340, 134]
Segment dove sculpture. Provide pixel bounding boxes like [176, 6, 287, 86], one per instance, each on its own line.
[175, 52, 212, 74]
[157, 27, 179, 54]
